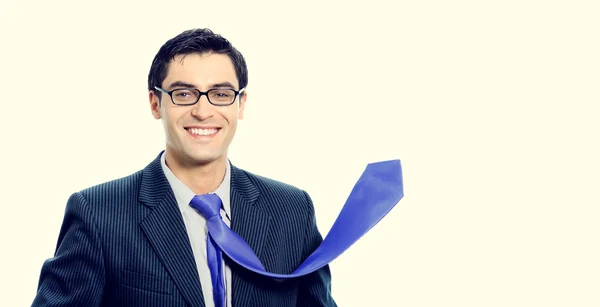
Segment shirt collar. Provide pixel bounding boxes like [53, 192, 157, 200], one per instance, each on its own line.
[160, 151, 231, 218]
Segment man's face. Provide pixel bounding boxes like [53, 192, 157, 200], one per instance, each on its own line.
[149, 52, 246, 167]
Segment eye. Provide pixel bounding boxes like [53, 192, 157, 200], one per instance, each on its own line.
[172, 89, 198, 101]
[211, 90, 233, 98]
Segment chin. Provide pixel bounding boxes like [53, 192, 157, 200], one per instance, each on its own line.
[186, 152, 225, 166]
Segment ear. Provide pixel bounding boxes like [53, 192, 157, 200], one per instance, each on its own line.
[149, 90, 161, 119]
[237, 91, 247, 120]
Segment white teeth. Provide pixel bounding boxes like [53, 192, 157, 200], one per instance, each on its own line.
[188, 128, 218, 136]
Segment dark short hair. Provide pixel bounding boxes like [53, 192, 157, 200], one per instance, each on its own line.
[147, 28, 248, 97]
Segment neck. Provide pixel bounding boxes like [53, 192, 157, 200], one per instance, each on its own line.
[164, 149, 227, 195]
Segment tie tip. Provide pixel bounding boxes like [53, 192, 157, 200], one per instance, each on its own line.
[367, 159, 401, 168]
[365, 159, 403, 184]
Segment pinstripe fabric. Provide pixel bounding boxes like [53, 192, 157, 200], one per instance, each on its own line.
[31, 152, 337, 307]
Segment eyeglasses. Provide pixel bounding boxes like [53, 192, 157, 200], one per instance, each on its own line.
[154, 86, 245, 106]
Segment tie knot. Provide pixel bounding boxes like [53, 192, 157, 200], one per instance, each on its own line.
[190, 193, 222, 219]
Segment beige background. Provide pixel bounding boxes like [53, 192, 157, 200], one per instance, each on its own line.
[1, 0, 599, 306]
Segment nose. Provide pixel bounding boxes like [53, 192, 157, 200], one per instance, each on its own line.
[190, 94, 214, 119]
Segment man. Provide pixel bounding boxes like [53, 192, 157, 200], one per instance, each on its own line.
[32, 28, 337, 307]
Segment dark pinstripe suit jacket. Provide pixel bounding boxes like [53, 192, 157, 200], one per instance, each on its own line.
[32, 152, 337, 307]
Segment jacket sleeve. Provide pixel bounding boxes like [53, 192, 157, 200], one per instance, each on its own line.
[296, 191, 338, 307]
[31, 192, 105, 307]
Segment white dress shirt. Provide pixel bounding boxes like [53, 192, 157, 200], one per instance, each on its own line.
[160, 152, 233, 307]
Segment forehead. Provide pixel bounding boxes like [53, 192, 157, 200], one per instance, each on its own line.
[163, 52, 238, 89]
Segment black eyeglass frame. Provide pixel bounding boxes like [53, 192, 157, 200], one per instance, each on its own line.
[154, 86, 246, 106]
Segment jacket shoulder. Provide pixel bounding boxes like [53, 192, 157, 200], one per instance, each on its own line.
[77, 169, 144, 201]
[235, 167, 316, 217]
[241, 168, 306, 197]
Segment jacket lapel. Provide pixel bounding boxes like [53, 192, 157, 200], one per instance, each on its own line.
[228, 163, 273, 301]
[230, 165, 271, 306]
[229, 163, 272, 261]
[138, 154, 205, 307]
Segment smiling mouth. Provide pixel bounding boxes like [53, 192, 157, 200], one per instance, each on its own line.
[186, 127, 220, 137]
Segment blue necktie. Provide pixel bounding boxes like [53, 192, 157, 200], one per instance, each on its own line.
[190, 159, 404, 306]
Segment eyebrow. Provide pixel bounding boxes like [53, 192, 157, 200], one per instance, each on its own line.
[167, 81, 196, 89]
[210, 82, 237, 89]
[167, 81, 238, 90]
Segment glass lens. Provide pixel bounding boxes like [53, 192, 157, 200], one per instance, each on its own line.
[172, 89, 199, 104]
[208, 89, 235, 104]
